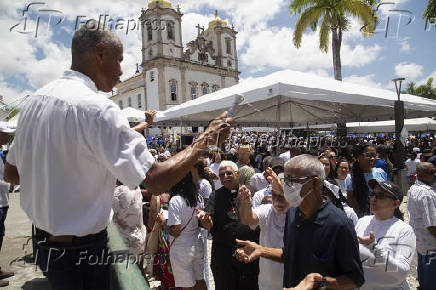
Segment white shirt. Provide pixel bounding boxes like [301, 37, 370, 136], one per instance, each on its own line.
[405, 158, 420, 176]
[249, 172, 269, 193]
[208, 162, 222, 190]
[253, 204, 285, 290]
[355, 216, 416, 290]
[279, 151, 291, 163]
[167, 195, 201, 247]
[0, 160, 10, 207]
[198, 179, 212, 200]
[407, 180, 436, 255]
[7, 70, 155, 236]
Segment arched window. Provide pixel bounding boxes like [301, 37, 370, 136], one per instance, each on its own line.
[137, 94, 142, 108]
[128, 97, 132, 107]
[169, 80, 177, 101]
[201, 83, 209, 96]
[189, 82, 197, 100]
[226, 38, 232, 55]
[147, 23, 153, 41]
[167, 21, 174, 40]
[118, 100, 123, 109]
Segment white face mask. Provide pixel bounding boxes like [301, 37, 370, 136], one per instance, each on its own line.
[283, 179, 313, 208]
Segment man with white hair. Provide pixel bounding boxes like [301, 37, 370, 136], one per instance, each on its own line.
[198, 160, 259, 290]
[235, 155, 364, 289]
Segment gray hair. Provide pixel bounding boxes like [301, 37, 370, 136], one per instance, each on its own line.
[219, 160, 238, 172]
[72, 19, 121, 59]
[285, 154, 326, 182]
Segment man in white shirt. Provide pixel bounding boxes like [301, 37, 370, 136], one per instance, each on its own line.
[238, 178, 290, 290]
[407, 162, 436, 290]
[4, 21, 230, 290]
[0, 124, 15, 287]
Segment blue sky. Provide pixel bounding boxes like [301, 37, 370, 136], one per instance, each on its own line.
[1, 0, 435, 104]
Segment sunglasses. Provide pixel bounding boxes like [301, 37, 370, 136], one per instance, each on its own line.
[219, 171, 234, 177]
[369, 190, 396, 200]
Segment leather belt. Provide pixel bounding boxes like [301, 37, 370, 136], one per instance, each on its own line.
[47, 235, 74, 243]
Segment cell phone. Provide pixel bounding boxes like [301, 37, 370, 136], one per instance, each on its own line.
[227, 94, 244, 118]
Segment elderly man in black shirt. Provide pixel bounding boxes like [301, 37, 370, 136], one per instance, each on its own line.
[199, 160, 259, 290]
[235, 155, 364, 289]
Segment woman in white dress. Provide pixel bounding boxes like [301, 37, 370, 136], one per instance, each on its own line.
[355, 179, 416, 290]
[167, 172, 207, 290]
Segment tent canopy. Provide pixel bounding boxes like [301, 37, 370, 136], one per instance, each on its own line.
[347, 117, 436, 133]
[154, 69, 436, 127]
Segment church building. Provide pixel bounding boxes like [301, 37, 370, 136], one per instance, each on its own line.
[110, 0, 239, 113]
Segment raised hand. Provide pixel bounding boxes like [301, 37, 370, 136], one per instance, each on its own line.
[265, 167, 284, 196]
[145, 110, 157, 125]
[238, 185, 252, 204]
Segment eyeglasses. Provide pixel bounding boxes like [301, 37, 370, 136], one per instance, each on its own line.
[369, 190, 396, 200]
[329, 155, 337, 159]
[284, 176, 313, 186]
[219, 171, 234, 177]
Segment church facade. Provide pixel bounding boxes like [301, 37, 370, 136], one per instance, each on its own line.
[110, 0, 239, 112]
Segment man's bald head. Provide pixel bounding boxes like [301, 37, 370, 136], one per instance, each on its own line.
[417, 162, 436, 185]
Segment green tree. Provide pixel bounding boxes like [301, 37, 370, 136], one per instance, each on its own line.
[424, 0, 436, 23]
[402, 77, 436, 100]
[290, 0, 377, 80]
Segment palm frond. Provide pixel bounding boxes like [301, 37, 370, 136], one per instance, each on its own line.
[342, 0, 376, 34]
[293, 6, 325, 48]
[289, 0, 319, 15]
[319, 14, 330, 53]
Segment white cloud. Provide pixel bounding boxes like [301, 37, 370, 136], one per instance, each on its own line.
[399, 39, 411, 53]
[395, 62, 424, 80]
[240, 27, 382, 73]
[343, 74, 383, 88]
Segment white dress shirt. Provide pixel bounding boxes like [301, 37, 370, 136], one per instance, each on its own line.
[407, 180, 436, 255]
[7, 70, 155, 236]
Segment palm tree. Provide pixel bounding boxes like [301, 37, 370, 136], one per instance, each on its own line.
[402, 78, 436, 100]
[290, 0, 376, 80]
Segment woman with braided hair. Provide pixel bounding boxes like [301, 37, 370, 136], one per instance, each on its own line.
[347, 144, 388, 217]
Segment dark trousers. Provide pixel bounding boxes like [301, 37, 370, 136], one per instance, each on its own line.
[34, 227, 110, 290]
[211, 244, 259, 290]
[0, 206, 8, 251]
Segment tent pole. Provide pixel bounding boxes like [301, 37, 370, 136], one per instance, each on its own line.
[179, 120, 183, 149]
[276, 95, 282, 156]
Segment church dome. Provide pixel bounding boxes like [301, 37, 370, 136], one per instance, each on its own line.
[208, 10, 228, 29]
[148, 0, 172, 9]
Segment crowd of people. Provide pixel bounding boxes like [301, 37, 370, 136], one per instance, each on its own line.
[0, 20, 434, 290]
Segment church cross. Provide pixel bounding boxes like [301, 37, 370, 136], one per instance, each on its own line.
[195, 24, 204, 36]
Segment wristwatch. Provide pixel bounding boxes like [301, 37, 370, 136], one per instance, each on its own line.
[317, 276, 328, 290]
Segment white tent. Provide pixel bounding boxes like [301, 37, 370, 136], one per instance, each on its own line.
[154, 70, 436, 127]
[347, 117, 436, 133]
[121, 107, 146, 122]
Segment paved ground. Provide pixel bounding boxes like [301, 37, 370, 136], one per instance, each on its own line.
[0, 192, 419, 289]
[0, 192, 50, 289]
